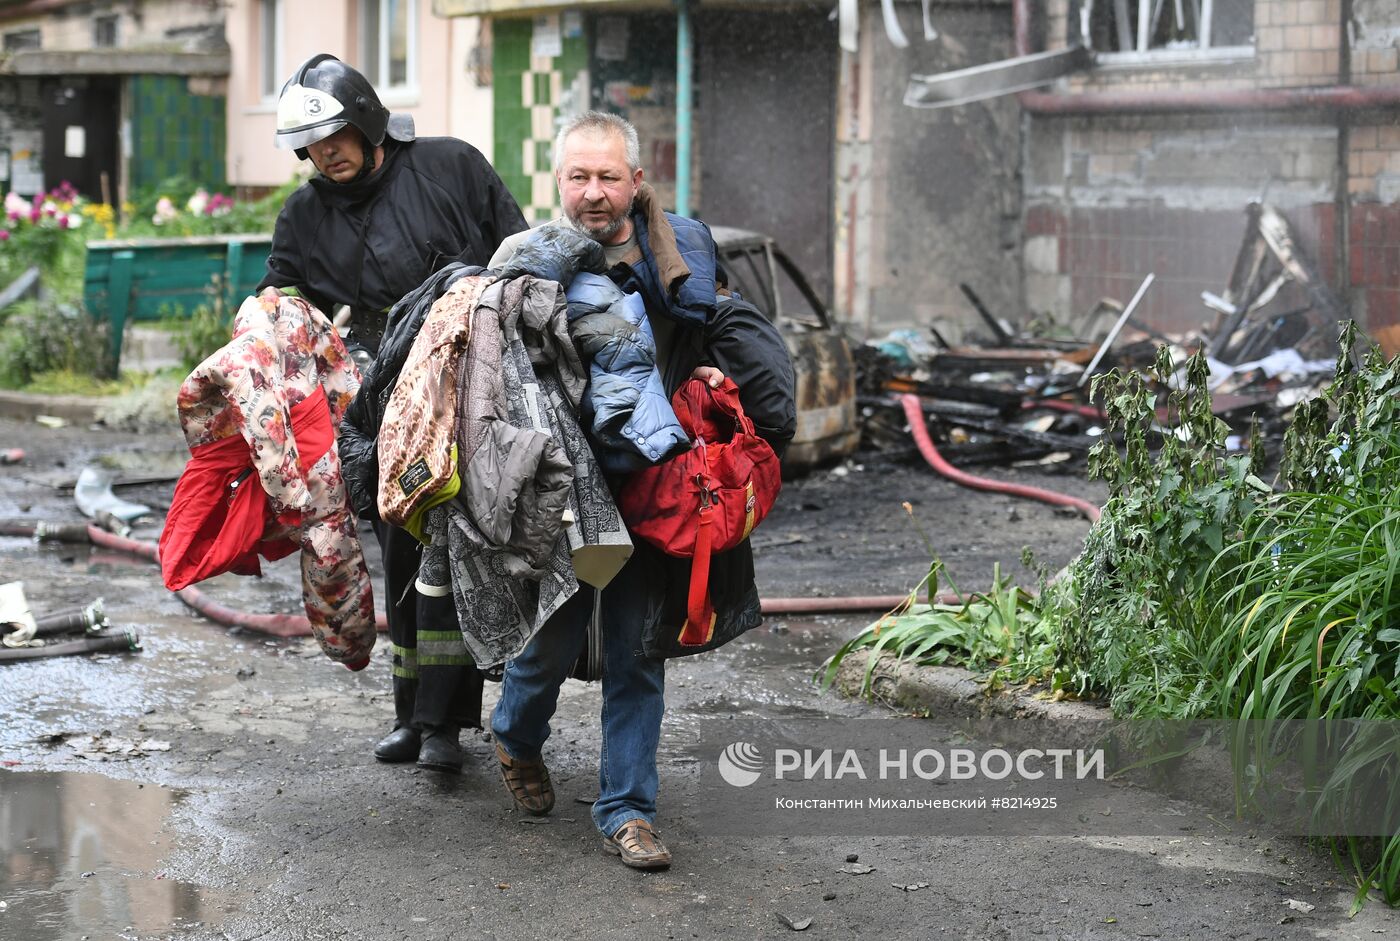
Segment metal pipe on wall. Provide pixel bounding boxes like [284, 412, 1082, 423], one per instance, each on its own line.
[1012, 0, 1400, 114]
[675, 0, 695, 217]
[1335, 0, 1355, 307]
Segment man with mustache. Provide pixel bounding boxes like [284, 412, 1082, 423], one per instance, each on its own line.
[486, 112, 791, 870]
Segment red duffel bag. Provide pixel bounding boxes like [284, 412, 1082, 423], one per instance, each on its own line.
[617, 376, 781, 646]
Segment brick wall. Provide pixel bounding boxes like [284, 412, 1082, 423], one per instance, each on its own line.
[1252, 0, 1343, 88]
[5, 0, 224, 53]
[1024, 113, 1336, 332]
[1048, 0, 1345, 91]
[1023, 0, 1400, 340]
[1352, 0, 1400, 84]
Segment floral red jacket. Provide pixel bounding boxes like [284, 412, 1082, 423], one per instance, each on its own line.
[161, 289, 376, 669]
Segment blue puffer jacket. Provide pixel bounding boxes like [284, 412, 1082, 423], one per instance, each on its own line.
[565, 272, 690, 473]
[625, 208, 717, 332]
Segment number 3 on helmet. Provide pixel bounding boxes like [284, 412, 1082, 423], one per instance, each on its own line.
[274, 53, 414, 160]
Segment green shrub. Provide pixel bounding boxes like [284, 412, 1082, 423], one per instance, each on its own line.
[1058, 346, 1270, 717]
[174, 300, 233, 371]
[820, 558, 1061, 698]
[0, 178, 304, 392]
[0, 299, 111, 389]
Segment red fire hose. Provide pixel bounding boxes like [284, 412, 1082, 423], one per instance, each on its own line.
[900, 394, 1102, 524]
[82, 525, 397, 637]
[759, 397, 1100, 615]
[761, 593, 963, 615]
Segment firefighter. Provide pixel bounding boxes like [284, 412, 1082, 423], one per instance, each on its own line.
[260, 53, 528, 773]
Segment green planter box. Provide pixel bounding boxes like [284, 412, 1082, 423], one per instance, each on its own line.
[83, 235, 272, 364]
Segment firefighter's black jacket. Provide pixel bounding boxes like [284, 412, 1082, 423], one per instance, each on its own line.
[257, 137, 526, 325]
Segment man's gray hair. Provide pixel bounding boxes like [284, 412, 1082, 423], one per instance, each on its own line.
[553, 111, 640, 173]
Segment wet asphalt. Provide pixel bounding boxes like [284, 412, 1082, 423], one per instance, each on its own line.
[1, 417, 1398, 940]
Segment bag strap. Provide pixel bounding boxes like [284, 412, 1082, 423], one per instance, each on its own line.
[689, 378, 756, 441]
[679, 473, 717, 647]
[718, 381, 758, 439]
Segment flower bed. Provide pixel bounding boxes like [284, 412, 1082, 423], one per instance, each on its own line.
[0, 179, 297, 387]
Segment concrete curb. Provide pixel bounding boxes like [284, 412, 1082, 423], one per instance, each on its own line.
[834, 651, 1112, 745]
[0, 389, 106, 423]
[833, 651, 1242, 808]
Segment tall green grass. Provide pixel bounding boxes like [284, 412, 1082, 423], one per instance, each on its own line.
[819, 560, 1059, 697]
[824, 325, 1400, 906]
[1199, 326, 1400, 906]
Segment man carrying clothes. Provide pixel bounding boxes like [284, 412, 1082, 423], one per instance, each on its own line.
[487, 112, 795, 868]
[258, 53, 528, 773]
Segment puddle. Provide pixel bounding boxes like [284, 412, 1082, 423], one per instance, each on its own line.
[663, 613, 881, 743]
[0, 538, 294, 753]
[0, 769, 235, 940]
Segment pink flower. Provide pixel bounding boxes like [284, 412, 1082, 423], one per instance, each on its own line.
[3, 192, 31, 216]
[57, 216, 69, 229]
[207, 193, 234, 217]
[0, 229, 9, 242]
[152, 196, 178, 226]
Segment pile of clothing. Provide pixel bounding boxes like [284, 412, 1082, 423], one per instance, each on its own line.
[340, 230, 692, 669]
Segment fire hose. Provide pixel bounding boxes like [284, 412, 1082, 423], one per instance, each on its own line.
[900, 394, 1102, 525]
[0, 629, 141, 663]
[4, 401, 1099, 626]
[757, 397, 1101, 616]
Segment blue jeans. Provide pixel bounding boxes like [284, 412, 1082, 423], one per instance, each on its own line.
[491, 556, 666, 837]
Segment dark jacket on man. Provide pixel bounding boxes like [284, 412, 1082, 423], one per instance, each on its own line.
[612, 187, 796, 658]
[336, 264, 491, 733]
[257, 137, 527, 350]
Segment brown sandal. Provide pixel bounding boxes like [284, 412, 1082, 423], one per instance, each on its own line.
[603, 819, 672, 870]
[496, 743, 554, 816]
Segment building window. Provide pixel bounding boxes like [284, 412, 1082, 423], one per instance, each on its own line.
[2, 29, 41, 52]
[1083, 0, 1254, 57]
[93, 15, 118, 48]
[362, 0, 416, 91]
[260, 0, 283, 100]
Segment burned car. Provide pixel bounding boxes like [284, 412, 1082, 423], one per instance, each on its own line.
[710, 226, 859, 473]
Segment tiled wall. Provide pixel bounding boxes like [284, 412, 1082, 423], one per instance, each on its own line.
[1346, 202, 1400, 333]
[1023, 111, 1340, 333]
[1025, 201, 1334, 334]
[492, 16, 587, 223]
